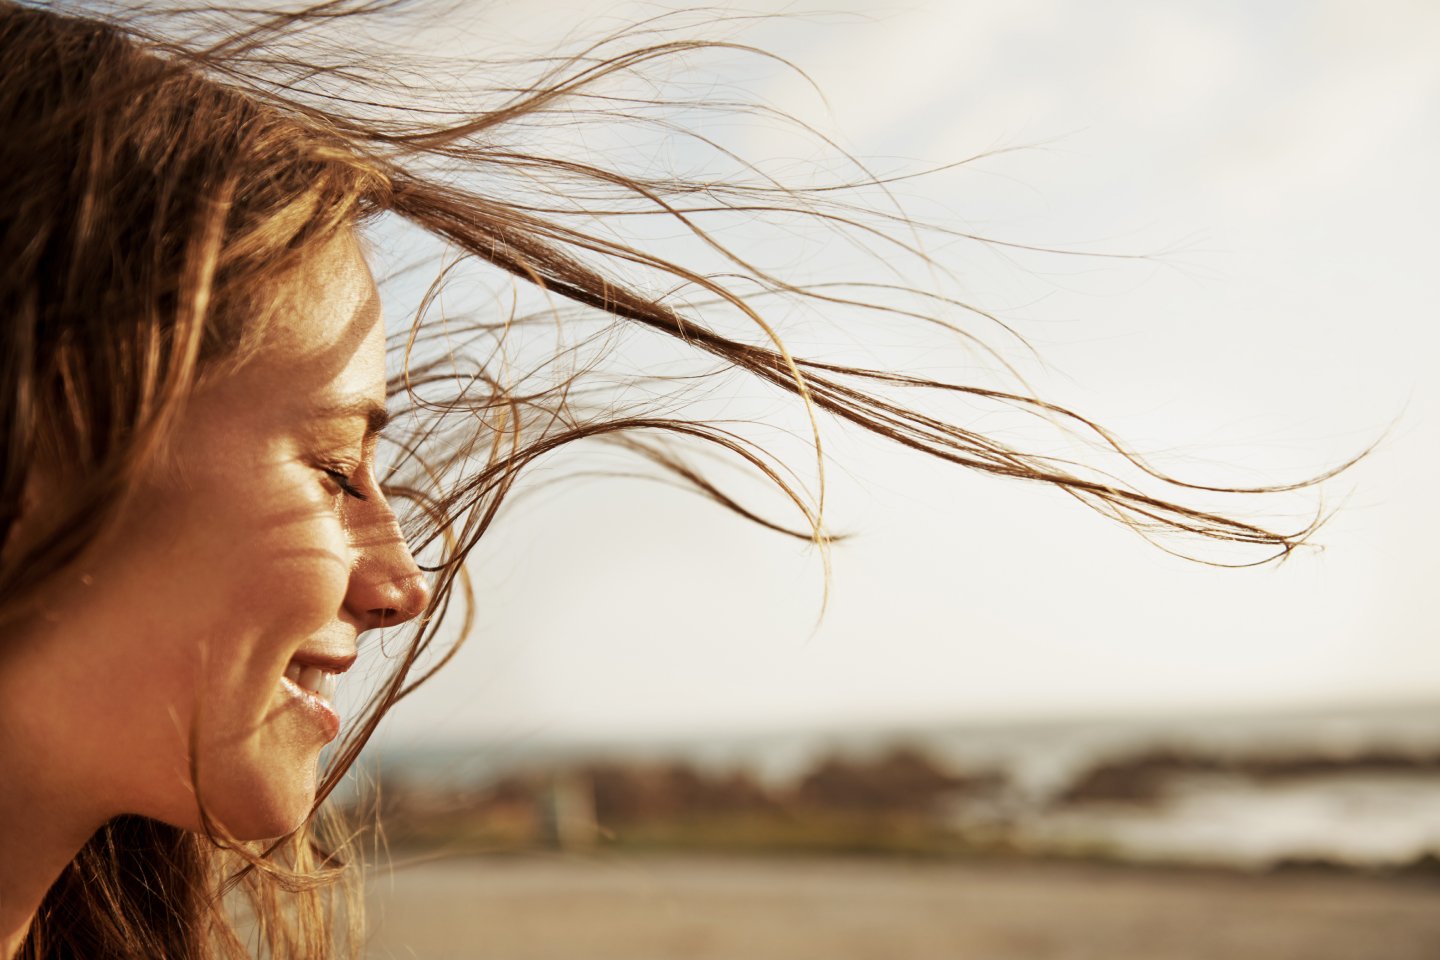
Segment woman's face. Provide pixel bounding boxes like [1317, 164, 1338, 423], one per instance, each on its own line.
[3, 231, 429, 840]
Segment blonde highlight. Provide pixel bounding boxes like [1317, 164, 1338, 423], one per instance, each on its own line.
[0, 1, 1350, 957]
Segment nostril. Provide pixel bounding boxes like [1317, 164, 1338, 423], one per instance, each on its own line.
[345, 546, 431, 630]
[363, 573, 429, 630]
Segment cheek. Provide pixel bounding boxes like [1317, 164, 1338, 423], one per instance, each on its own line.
[205, 494, 353, 709]
[109, 492, 351, 735]
[207, 466, 355, 637]
[243, 521, 353, 639]
[129, 472, 354, 820]
[181, 508, 353, 838]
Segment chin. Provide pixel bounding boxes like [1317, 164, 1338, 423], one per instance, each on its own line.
[184, 750, 324, 841]
[222, 793, 318, 842]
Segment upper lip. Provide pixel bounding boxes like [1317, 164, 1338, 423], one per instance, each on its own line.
[288, 646, 358, 674]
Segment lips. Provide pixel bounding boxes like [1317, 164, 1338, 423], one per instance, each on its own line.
[285, 647, 357, 693]
[276, 647, 356, 741]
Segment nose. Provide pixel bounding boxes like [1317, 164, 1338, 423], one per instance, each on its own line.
[342, 497, 432, 632]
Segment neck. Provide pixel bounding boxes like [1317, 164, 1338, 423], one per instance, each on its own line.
[0, 779, 100, 960]
[0, 681, 107, 959]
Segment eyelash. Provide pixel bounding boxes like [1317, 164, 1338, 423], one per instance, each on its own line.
[321, 466, 369, 502]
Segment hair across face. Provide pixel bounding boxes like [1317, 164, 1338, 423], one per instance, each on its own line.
[0, 7, 417, 955]
[0, 231, 429, 840]
[0, 2, 1348, 956]
[0, 0, 388, 628]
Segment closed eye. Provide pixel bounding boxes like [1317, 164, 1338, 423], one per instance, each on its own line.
[322, 466, 369, 502]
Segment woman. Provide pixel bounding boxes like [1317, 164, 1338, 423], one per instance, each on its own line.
[0, 1, 1333, 957]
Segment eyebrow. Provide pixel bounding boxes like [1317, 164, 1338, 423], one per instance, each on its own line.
[313, 397, 391, 439]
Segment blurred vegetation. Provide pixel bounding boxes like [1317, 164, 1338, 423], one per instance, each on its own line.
[347, 741, 1440, 879]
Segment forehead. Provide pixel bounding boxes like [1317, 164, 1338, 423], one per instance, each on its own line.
[264, 232, 381, 362]
[244, 231, 386, 408]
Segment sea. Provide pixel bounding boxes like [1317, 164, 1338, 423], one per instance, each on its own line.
[346, 701, 1440, 870]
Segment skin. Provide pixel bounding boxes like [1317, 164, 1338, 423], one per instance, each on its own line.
[0, 231, 430, 954]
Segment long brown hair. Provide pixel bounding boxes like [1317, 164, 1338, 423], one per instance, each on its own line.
[0, 1, 1345, 956]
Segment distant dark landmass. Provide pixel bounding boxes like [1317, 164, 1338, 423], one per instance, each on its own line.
[348, 709, 1440, 873]
[1059, 745, 1440, 804]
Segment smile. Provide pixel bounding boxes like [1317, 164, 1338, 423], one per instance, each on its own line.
[277, 655, 350, 741]
[282, 661, 339, 702]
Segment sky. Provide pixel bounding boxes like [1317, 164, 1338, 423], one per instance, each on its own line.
[339, 0, 1440, 747]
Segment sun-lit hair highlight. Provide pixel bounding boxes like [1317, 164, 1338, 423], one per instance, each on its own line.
[0, 1, 1354, 956]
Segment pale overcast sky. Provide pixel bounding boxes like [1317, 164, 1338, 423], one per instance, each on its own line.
[346, 0, 1440, 746]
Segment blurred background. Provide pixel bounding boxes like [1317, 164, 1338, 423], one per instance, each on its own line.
[334, 1, 1440, 957]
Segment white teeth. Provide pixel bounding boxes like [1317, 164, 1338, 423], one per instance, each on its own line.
[298, 665, 324, 695]
[284, 662, 339, 702]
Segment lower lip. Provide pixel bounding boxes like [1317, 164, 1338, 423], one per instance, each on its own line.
[278, 675, 341, 742]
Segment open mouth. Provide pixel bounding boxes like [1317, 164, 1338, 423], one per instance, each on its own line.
[278, 658, 346, 742]
[276, 649, 355, 740]
[282, 661, 340, 703]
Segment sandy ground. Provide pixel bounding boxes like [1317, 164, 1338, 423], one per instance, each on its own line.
[362, 854, 1440, 960]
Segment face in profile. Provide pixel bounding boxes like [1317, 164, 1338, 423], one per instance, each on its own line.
[2, 231, 429, 841]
